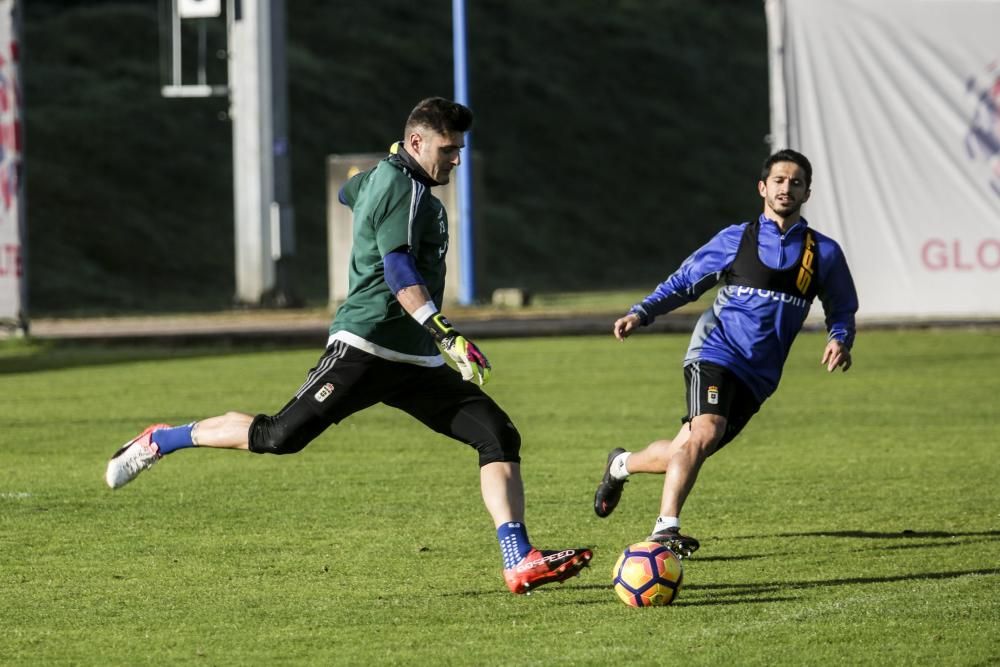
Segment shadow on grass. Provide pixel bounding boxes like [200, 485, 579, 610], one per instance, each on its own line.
[695, 530, 1000, 561]
[678, 596, 798, 606]
[554, 582, 797, 602]
[721, 529, 999, 552]
[673, 568, 1000, 607]
[767, 529, 1000, 540]
[695, 554, 771, 562]
[438, 567, 999, 604]
[686, 567, 1000, 593]
[528, 587, 800, 607]
[0, 339, 315, 375]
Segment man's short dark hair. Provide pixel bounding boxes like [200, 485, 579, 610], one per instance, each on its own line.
[761, 149, 812, 189]
[404, 97, 473, 137]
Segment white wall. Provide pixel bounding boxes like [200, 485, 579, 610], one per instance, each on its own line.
[767, 0, 1000, 319]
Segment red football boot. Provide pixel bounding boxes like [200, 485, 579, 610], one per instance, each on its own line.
[503, 547, 593, 594]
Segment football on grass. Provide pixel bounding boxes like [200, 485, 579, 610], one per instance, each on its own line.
[612, 541, 683, 607]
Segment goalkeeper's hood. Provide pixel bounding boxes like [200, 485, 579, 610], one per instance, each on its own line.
[388, 141, 440, 188]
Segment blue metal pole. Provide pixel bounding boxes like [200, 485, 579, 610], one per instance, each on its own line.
[452, 0, 474, 305]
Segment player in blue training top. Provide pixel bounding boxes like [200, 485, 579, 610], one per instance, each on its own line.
[592, 149, 858, 557]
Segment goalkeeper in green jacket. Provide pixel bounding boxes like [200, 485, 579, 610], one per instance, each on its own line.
[104, 97, 592, 595]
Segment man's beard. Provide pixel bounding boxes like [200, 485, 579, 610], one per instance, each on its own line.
[772, 198, 801, 216]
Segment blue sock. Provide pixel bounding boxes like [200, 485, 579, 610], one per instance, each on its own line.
[497, 522, 532, 569]
[152, 423, 196, 455]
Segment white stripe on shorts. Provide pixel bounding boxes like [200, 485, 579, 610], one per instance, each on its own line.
[293, 340, 349, 399]
[688, 361, 701, 417]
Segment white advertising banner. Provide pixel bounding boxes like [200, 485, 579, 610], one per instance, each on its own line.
[0, 0, 24, 328]
[767, 0, 1000, 318]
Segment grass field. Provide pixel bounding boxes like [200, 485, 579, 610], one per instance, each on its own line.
[1, 330, 998, 665]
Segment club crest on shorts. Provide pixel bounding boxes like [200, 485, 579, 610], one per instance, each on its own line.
[314, 382, 335, 402]
[707, 385, 719, 405]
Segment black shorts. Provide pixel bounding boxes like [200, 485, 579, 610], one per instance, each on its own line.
[683, 360, 762, 450]
[248, 340, 520, 464]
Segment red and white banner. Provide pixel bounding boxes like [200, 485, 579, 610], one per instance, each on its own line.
[0, 0, 24, 328]
[767, 0, 1000, 319]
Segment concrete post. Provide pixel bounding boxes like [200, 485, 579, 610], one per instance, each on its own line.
[228, 0, 294, 305]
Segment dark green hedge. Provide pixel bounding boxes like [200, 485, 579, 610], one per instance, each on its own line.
[23, 1, 768, 313]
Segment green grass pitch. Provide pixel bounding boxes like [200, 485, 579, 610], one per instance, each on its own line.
[1, 330, 998, 665]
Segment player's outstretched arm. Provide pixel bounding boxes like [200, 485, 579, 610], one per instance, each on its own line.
[821, 339, 852, 372]
[422, 311, 491, 385]
[385, 251, 491, 385]
[397, 283, 491, 385]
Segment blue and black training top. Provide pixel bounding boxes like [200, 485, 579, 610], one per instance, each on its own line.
[630, 214, 858, 402]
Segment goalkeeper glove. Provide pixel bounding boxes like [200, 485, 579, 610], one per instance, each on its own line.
[423, 312, 492, 385]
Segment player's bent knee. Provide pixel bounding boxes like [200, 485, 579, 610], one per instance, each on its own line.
[248, 414, 310, 455]
[678, 432, 721, 460]
[475, 420, 521, 466]
[688, 422, 725, 451]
